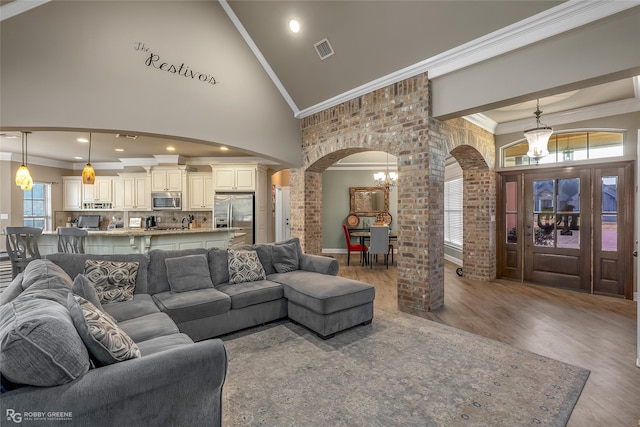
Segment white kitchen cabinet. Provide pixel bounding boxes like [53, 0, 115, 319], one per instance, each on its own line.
[151, 168, 183, 192]
[188, 173, 214, 210]
[62, 177, 83, 211]
[213, 166, 255, 191]
[82, 177, 113, 203]
[120, 173, 150, 210]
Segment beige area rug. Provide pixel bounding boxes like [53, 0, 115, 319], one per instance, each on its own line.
[221, 309, 589, 426]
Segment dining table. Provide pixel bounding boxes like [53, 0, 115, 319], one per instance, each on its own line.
[350, 229, 398, 266]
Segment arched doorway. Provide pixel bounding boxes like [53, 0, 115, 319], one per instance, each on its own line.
[292, 74, 496, 313]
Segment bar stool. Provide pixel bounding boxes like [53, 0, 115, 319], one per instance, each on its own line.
[5, 226, 42, 279]
[57, 227, 88, 253]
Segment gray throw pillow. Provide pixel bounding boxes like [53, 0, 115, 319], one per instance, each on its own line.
[227, 249, 266, 284]
[72, 273, 104, 311]
[272, 242, 300, 273]
[83, 260, 139, 304]
[165, 254, 214, 293]
[0, 273, 24, 305]
[22, 259, 73, 291]
[0, 297, 90, 386]
[72, 274, 117, 323]
[67, 294, 141, 366]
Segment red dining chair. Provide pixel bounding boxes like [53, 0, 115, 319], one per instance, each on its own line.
[343, 224, 367, 266]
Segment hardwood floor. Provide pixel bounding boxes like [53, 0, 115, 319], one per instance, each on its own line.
[335, 254, 639, 427]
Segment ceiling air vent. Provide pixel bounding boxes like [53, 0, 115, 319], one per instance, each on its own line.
[115, 134, 138, 140]
[314, 38, 334, 60]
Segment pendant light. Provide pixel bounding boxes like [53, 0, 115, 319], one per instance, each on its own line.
[15, 131, 33, 190]
[524, 99, 553, 163]
[82, 133, 96, 185]
[373, 152, 397, 190]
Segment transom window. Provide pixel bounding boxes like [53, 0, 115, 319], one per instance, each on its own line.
[502, 131, 623, 168]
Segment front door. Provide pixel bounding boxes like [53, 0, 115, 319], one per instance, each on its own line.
[498, 162, 633, 298]
[524, 170, 591, 292]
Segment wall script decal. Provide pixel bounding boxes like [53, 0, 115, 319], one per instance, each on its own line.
[134, 42, 218, 86]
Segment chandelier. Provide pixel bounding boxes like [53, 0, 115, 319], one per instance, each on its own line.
[524, 99, 553, 163]
[15, 131, 33, 191]
[373, 152, 397, 189]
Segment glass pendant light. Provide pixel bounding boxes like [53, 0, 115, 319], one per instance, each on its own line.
[524, 99, 553, 163]
[15, 131, 33, 190]
[82, 133, 96, 185]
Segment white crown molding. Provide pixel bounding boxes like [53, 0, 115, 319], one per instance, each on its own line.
[218, 0, 300, 116]
[327, 164, 397, 171]
[2, 153, 281, 170]
[70, 162, 124, 171]
[0, 0, 50, 21]
[190, 156, 279, 166]
[0, 152, 18, 162]
[0, 151, 74, 169]
[463, 114, 498, 134]
[495, 97, 640, 135]
[295, 1, 640, 119]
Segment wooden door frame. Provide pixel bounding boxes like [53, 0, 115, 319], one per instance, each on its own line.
[497, 161, 634, 299]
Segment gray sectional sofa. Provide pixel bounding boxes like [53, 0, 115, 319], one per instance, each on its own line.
[0, 238, 375, 426]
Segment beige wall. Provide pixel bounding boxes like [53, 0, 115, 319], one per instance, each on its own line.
[0, 1, 301, 166]
[0, 161, 73, 251]
[432, 7, 640, 119]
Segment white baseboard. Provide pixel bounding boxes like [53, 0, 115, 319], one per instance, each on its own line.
[322, 249, 347, 254]
[444, 254, 463, 266]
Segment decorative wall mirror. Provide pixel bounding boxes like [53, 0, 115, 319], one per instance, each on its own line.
[349, 187, 389, 217]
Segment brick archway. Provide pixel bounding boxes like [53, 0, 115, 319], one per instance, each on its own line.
[293, 74, 496, 313]
[439, 118, 497, 281]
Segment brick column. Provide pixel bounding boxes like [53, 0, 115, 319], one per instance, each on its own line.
[462, 169, 497, 281]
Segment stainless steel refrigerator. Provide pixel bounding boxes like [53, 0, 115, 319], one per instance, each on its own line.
[214, 193, 255, 244]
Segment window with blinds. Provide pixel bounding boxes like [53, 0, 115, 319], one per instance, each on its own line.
[23, 183, 52, 231]
[444, 177, 463, 248]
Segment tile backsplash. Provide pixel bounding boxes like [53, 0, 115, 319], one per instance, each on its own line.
[55, 211, 212, 230]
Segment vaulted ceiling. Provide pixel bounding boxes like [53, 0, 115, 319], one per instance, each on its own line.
[0, 0, 638, 167]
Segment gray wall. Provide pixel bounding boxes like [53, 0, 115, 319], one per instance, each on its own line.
[322, 170, 398, 251]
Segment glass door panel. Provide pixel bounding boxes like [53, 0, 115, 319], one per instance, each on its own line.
[601, 176, 618, 252]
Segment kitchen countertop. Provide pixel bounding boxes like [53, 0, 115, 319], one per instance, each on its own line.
[42, 227, 241, 237]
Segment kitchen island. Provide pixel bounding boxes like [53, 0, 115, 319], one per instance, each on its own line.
[39, 227, 242, 255]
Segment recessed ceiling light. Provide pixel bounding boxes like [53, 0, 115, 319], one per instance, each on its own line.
[77, 138, 89, 143]
[289, 19, 300, 33]
[220, 146, 229, 151]
[166, 146, 176, 151]
[1, 134, 18, 139]
[115, 148, 124, 152]
[74, 156, 83, 160]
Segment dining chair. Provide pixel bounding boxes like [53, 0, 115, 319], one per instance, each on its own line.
[368, 225, 390, 269]
[343, 224, 367, 266]
[57, 227, 88, 254]
[5, 226, 43, 279]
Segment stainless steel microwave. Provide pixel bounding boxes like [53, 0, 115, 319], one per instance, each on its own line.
[151, 192, 182, 210]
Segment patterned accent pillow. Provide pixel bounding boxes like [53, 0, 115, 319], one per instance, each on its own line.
[83, 260, 139, 304]
[227, 249, 266, 284]
[67, 294, 141, 366]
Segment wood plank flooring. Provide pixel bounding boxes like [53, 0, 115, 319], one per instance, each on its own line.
[335, 254, 639, 427]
